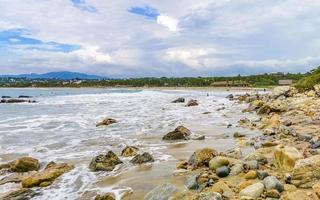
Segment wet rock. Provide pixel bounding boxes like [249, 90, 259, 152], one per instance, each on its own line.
[234, 132, 246, 138]
[1, 188, 39, 200]
[185, 174, 199, 190]
[121, 146, 139, 157]
[186, 99, 198, 107]
[19, 95, 32, 98]
[176, 161, 188, 169]
[216, 166, 230, 178]
[188, 148, 218, 168]
[0, 171, 35, 185]
[171, 98, 185, 103]
[263, 176, 284, 192]
[265, 189, 280, 198]
[1, 99, 30, 103]
[144, 183, 177, 200]
[89, 151, 122, 171]
[203, 112, 211, 114]
[96, 118, 117, 127]
[239, 182, 264, 199]
[10, 157, 40, 172]
[22, 162, 74, 188]
[230, 163, 244, 176]
[216, 107, 225, 111]
[130, 152, 154, 164]
[95, 193, 115, 200]
[257, 170, 269, 180]
[292, 155, 320, 188]
[245, 170, 257, 179]
[209, 156, 230, 170]
[162, 125, 191, 140]
[274, 145, 303, 171]
[245, 147, 276, 165]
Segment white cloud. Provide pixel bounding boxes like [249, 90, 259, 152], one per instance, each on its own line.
[156, 14, 180, 32]
[71, 46, 112, 64]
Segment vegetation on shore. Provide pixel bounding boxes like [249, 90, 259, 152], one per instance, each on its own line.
[294, 66, 320, 91]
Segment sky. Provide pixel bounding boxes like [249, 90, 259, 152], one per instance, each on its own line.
[0, 0, 320, 77]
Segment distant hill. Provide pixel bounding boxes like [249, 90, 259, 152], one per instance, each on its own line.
[0, 71, 106, 80]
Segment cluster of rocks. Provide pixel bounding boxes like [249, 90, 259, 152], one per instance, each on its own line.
[0, 95, 36, 104]
[0, 157, 73, 199]
[89, 146, 154, 172]
[171, 97, 199, 107]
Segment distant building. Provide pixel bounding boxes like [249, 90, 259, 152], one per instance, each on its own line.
[278, 79, 292, 85]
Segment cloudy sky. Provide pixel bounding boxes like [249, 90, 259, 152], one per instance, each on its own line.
[0, 0, 320, 77]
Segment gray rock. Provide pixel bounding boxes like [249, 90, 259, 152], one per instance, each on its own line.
[243, 160, 258, 170]
[216, 166, 230, 177]
[297, 133, 312, 142]
[171, 98, 185, 103]
[185, 174, 199, 190]
[1, 188, 39, 200]
[199, 192, 223, 200]
[144, 183, 177, 200]
[239, 182, 264, 199]
[130, 152, 154, 164]
[263, 176, 284, 193]
[229, 163, 244, 176]
[257, 170, 269, 180]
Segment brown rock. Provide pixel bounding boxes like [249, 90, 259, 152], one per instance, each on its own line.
[245, 170, 257, 179]
[96, 118, 117, 127]
[10, 157, 40, 172]
[121, 146, 138, 157]
[292, 155, 320, 188]
[186, 99, 198, 107]
[95, 193, 115, 200]
[162, 126, 191, 140]
[188, 148, 218, 168]
[274, 145, 303, 172]
[89, 151, 122, 171]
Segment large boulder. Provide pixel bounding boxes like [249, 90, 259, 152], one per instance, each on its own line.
[188, 148, 218, 168]
[239, 182, 264, 199]
[1, 157, 40, 172]
[96, 118, 117, 127]
[257, 100, 288, 114]
[22, 162, 74, 188]
[292, 155, 320, 188]
[271, 86, 291, 99]
[144, 183, 177, 200]
[162, 126, 191, 140]
[274, 145, 303, 171]
[186, 99, 198, 107]
[121, 146, 139, 157]
[130, 152, 154, 164]
[89, 151, 122, 171]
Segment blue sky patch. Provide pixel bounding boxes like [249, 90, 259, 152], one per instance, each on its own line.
[128, 6, 159, 20]
[70, 0, 97, 12]
[0, 29, 80, 53]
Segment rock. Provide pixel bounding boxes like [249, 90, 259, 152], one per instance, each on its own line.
[89, 151, 122, 171]
[1, 96, 11, 98]
[199, 192, 223, 200]
[292, 155, 320, 188]
[0, 171, 35, 185]
[96, 118, 117, 127]
[239, 182, 264, 199]
[204, 181, 234, 198]
[297, 133, 312, 142]
[171, 98, 185, 103]
[188, 148, 218, 168]
[19, 95, 32, 98]
[121, 146, 139, 157]
[230, 163, 244, 176]
[245, 147, 276, 165]
[265, 189, 280, 198]
[1, 188, 39, 200]
[22, 162, 74, 188]
[186, 99, 198, 107]
[209, 156, 230, 170]
[185, 174, 199, 190]
[130, 152, 154, 164]
[313, 181, 320, 198]
[216, 107, 225, 111]
[271, 86, 291, 99]
[234, 132, 246, 138]
[248, 100, 264, 111]
[216, 166, 230, 178]
[190, 133, 205, 140]
[95, 193, 115, 200]
[1, 99, 30, 103]
[243, 160, 259, 171]
[203, 112, 211, 114]
[257, 170, 269, 180]
[10, 157, 40, 172]
[226, 94, 234, 99]
[284, 173, 292, 184]
[144, 183, 177, 200]
[274, 145, 303, 171]
[281, 189, 315, 200]
[176, 161, 188, 169]
[263, 176, 284, 192]
[245, 170, 257, 179]
[162, 126, 191, 140]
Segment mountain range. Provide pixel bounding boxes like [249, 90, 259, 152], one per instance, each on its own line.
[0, 71, 106, 80]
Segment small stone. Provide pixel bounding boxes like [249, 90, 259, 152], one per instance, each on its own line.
[263, 176, 284, 193]
[265, 189, 280, 198]
[209, 156, 230, 170]
[185, 174, 199, 190]
[162, 126, 191, 140]
[234, 132, 245, 138]
[245, 170, 257, 179]
[239, 182, 264, 199]
[229, 163, 244, 176]
[130, 152, 154, 164]
[171, 98, 185, 103]
[176, 161, 188, 169]
[243, 160, 258, 171]
[121, 146, 139, 157]
[216, 166, 230, 178]
[284, 173, 292, 184]
[257, 170, 269, 180]
[186, 99, 198, 107]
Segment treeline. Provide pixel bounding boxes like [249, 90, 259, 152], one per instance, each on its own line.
[0, 72, 305, 88]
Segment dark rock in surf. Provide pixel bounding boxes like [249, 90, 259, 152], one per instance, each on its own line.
[162, 125, 191, 140]
[130, 152, 154, 164]
[171, 98, 185, 103]
[89, 151, 122, 171]
[186, 99, 198, 107]
[96, 118, 117, 127]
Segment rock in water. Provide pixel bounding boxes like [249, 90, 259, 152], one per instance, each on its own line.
[96, 118, 117, 127]
[130, 152, 154, 164]
[292, 155, 320, 188]
[171, 98, 185, 103]
[186, 99, 198, 107]
[162, 125, 191, 140]
[22, 162, 74, 188]
[89, 151, 122, 171]
[2, 157, 40, 172]
[1, 188, 39, 200]
[121, 146, 139, 157]
[95, 193, 115, 200]
[188, 148, 218, 168]
[239, 182, 264, 199]
[274, 145, 303, 171]
[144, 183, 177, 200]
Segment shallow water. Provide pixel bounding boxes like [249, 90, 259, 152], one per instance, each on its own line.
[0, 88, 259, 199]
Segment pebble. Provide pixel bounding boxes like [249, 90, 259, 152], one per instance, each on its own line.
[216, 166, 230, 178]
[263, 176, 284, 193]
